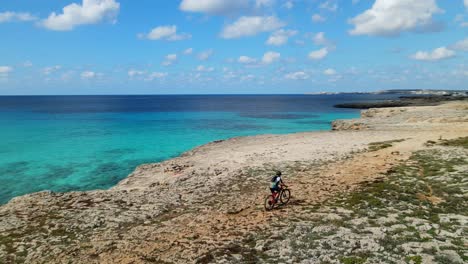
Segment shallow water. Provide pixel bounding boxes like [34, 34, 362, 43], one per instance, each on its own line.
[0, 94, 401, 204]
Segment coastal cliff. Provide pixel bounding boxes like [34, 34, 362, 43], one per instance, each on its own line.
[1, 102, 467, 263]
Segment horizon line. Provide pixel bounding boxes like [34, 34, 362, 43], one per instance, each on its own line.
[1, 89, 466, 97]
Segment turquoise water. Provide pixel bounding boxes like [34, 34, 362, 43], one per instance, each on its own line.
[0, 95, 397, 204]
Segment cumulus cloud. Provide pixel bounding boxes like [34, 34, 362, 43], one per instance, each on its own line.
[162, 54, 178, 66]
[465, 0, 468, 8]
[411, 47, 456, 61]
[221, 16, 285, 39]
[0, 66, 13, 76]
[128, 69, 146, 78]
[324, 68, 336, 75]
[349, 0, 442, 36]
[179, 0, 249, 15]
[197, 49, 214, 60]
[0, 12, 37, 23]
[238, 56, 257, 64]
[241, 74, 255, 81]
[285, 71, 309, 80]
[184, 48, 194, 55]
[452, 38, 468, 51]
[266, 29, 297, 46]
[81, 71, 97, 79]
[146, 72, 168, 81]
[42, 65, 62, 75]
[238, 51, 280, 66]
[319, 1, 338, 12]
[308, 48, 329, 60]
[262, 51, 280, 64]
[313, 32, 331, 46]
[140, 25, 191, 41]
[311, 14, 326, 23]
[196, 65, 215, 72]
[41, 0, 120, 31]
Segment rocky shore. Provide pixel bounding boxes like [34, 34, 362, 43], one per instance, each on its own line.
[334, 93, 468, 109]
[0, 101, 467, 263]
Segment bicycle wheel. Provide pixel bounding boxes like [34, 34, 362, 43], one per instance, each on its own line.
[264, 195, 275, 211]
[280, 189, 291, 204]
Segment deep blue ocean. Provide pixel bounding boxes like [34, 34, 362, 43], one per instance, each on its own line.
[0, 94, 401, 204]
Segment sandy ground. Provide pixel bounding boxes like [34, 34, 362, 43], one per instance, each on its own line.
[0, 101, 467, 263]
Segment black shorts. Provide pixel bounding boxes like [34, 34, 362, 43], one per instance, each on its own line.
[270, 186, 280, 193]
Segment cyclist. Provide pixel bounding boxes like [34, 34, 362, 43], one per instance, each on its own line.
[270, 171, 285, 202]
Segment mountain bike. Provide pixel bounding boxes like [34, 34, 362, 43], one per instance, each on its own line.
[264, 185, 291, 211]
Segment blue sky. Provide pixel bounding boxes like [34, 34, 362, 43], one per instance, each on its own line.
[0, 0, 467, 95]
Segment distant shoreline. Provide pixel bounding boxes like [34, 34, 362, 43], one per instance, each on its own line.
[334, 93, 468, 109]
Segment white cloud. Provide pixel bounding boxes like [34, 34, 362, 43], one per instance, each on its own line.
[221, 16, 285, 39]
[313, 32, 330, 46]
[41, 0, 120, 31]
[179, 0, 249, 15]
[140, 25, 191, 41]
[184, 48, 193, 55]
[262, 51, 280, 64]
[167, 54, 177, 60]
[0, 66, 13, 74]
[238, 56, 257, 64]
[0, 66, 13, 80]
[285, 71, 309, 80]
[349, 0, 442, 36]
[0, 12, 37, 23]
[128, 69, 146, 78]
[465, 0, 468, 8]
[452, 38, 468, 51]
[198, 49, 214, 60]
[411, 47, 456, 61]
[81, 71, 97, 79]
[162, 54, 177, 66]
[146, 72, 168, 81]
[319, 1, 338, 12]
[241, 74, 255, 81]
[237, 52, 280, 66]
[42, 65, 62, 75]
[196, 65, 215, 72]
[324, 68, 337, 75]
[308, 48, 329, 60]
[266, 29, 297, 46]
[311, 14, 326, 23]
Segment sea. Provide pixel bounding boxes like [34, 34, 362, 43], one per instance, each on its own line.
[0, 94, 402, 204]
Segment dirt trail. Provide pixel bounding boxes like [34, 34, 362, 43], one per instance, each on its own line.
[108, 138, 432, 263]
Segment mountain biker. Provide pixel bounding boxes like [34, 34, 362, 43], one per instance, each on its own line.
[270, 171, 285, 201]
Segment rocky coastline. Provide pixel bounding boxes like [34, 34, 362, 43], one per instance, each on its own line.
[1, 101, 467, 263]
[334, 92, 468, 109]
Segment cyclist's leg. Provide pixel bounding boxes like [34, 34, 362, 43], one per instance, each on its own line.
[272, 186, 280, 201]
[269, 188, 276, 202]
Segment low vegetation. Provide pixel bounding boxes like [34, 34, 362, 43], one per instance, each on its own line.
[368, 139, 405, 151]
[211, 138, 467, 263]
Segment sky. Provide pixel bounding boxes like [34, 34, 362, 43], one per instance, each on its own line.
[0, 0, 467, 95]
